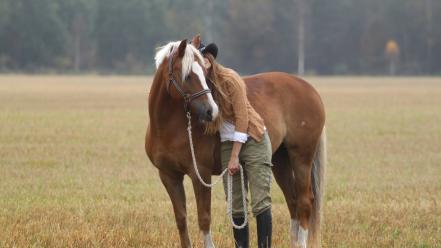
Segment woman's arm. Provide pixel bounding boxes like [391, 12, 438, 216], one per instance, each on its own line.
[228, 71, 249, 141]
[226, 70, 249, 175]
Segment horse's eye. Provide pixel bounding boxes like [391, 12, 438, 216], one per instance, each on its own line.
[185, 75, 190, 81]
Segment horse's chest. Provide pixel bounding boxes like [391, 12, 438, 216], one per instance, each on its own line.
[146, 128, 219, 174]
[146, 132, 188, 166]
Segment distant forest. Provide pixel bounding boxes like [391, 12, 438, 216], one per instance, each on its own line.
[0, 0, 440, 75]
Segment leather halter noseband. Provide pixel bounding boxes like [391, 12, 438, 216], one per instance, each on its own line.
[168, 52, 211, 112]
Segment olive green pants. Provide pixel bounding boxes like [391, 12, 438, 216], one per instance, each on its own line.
[221, 131, 273, 217]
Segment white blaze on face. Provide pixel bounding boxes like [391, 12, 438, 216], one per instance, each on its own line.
[191, 61, 219, 119]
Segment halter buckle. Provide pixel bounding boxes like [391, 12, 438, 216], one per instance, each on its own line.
[183, 93, 191, 102]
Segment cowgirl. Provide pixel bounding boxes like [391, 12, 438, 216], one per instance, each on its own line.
[197, 39, 273, 248]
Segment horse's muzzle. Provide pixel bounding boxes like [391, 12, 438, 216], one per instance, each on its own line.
[196, 103, 214, 122]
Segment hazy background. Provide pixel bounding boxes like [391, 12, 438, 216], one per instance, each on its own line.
[1, 1, 441, 247]
[0, 0, 440, 75]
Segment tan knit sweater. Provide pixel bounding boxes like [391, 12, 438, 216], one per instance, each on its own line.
[220, 69, 265, 142]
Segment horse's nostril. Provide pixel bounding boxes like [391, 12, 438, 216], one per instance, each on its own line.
[206, 109, 212, 119]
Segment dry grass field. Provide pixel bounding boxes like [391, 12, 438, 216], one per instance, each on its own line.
[0, 75, 440, 247]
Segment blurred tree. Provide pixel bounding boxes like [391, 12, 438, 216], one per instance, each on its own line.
[0, 0, 67, 71]
[0, 0, 440, 74]
[203, 0, 214, 42]
[296, 0, 307, 75]
[309, 0, 364, 74]
[0, 0, 12, 69]
[59, 0, 97, 72]
[58, 0, 97, 72]
[385, 40, 400, 75]
[95, 0, 170, 73]
[424, 0, 434, 73]
[221, 0, 292, 74]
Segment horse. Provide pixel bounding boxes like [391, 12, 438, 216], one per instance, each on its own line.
[145, 39, 326, 248]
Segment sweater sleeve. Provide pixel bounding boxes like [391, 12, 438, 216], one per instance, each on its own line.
[228, 70, 249, 143]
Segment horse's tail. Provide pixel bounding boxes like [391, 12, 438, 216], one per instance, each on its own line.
[308, 126, 327, 247]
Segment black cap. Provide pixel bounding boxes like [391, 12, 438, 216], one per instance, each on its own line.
[199, 42, 218, 59]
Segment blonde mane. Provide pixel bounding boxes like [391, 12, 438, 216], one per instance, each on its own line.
[154, 41, 204, 81]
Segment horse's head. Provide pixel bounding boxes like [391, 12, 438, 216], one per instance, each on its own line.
[155, 40, 218, 122]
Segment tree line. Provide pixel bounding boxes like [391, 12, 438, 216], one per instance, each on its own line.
[0, 0, 440, 75]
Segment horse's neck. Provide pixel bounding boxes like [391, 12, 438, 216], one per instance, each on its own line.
[149, 72, 186, 131]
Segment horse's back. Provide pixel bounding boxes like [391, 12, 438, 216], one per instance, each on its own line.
[244, 72, 325, 151]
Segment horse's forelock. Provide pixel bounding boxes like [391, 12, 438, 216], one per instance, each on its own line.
[155, 41, 204, 82]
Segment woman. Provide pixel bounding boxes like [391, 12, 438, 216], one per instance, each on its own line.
[197, 39, 273, 248]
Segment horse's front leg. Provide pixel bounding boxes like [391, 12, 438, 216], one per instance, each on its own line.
[190, 166, 215, 248]
[159, 170, 192, 248]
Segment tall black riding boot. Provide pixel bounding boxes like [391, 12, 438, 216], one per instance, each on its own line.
[256, 208, 272, 248]
[233, 216, 249, 248]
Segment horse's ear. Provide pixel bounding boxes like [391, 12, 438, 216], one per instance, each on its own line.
[191, 34, 201, 48]
[177, 39, 187, 58]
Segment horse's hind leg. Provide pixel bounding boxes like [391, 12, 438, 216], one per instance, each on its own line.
[159, 170, 191, 248]
[272, 145, 296, 217]
[287, 146, 316, 248]
[272, 145, 299, 247]
[191, 169, 215, 248]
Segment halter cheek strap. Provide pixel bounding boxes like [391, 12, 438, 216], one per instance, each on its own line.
[168, 53, 211, 112]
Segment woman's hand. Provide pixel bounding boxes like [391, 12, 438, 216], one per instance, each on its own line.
[228, 141, 243, 175]
[228, 156, 240, 175]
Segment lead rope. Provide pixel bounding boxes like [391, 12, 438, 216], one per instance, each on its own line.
[186, 112, 248, 229]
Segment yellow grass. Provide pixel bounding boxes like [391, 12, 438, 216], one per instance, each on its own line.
[0, 75, 440, 247]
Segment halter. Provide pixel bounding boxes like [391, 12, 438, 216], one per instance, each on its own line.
[168, 52, 212, 112]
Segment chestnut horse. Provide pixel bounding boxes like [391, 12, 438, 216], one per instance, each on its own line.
[145, 40, 326, 248]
